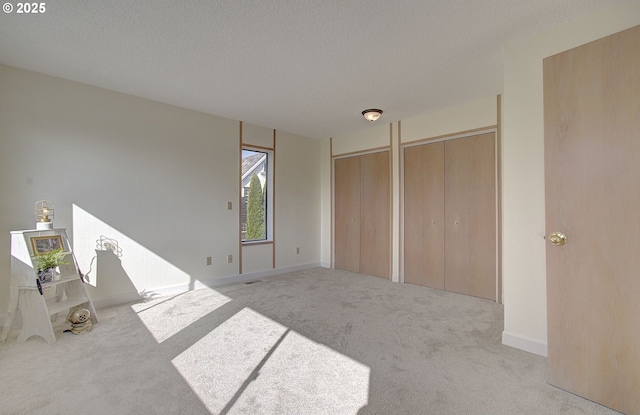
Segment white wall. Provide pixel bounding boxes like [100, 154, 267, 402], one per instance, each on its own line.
[501, 1, 640, 356]
[0, 65, 322, 314]
[274, 130, 321, 268]
[320, 139, 332, 268]
[402, 96, 497, 143]
[331, 123, 391, 156]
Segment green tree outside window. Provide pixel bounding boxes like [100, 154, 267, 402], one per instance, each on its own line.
[246, 173, 265, 240]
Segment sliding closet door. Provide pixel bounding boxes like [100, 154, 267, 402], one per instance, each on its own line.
[360, 151, 390, 278]
[404, 143, 445, 288]
[444, 133, 496, 300]
[334, 156, 361, 273]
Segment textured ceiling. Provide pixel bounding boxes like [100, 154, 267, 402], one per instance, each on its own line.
[0, 0, 624, 139]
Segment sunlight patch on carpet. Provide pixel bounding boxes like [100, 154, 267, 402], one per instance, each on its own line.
[172, 307, 370, 415]
[131, 287, 231, 343]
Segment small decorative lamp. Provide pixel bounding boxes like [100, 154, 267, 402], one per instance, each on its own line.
[362, 109, 383, 122]
[35, 200, 55, 230]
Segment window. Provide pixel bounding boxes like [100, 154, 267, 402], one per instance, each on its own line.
[241, 149, 272, 242]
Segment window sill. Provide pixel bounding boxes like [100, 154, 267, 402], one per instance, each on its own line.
[241, 240, 273, 247]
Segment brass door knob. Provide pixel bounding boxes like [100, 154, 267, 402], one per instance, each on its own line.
[548, 232, 568, 246]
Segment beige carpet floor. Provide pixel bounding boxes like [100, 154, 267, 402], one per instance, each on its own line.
[0, 267, 620, 414]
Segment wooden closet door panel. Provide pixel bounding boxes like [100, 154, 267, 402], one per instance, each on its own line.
[360, 151, 390, 279]
[404, 143, 445, 288]
[422, 143, 446, 288]
[444, 133, 496, 300]
[544, 25, 640, 414]
[334, 156, 361, 273]
[403, 146, 427, 284]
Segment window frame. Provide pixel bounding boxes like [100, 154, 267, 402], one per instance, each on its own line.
[240, 147, 273, 244]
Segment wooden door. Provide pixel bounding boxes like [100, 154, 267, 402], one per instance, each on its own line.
[404, 143, 445, 288]
[444, 133, 496, 300]
[360, 151, 390, 278]
[334, 156, 361, 273]
[544, 25, 640, 414]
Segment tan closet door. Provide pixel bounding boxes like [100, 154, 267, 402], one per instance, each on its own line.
[444, 133, 496, 300]
[334, 156, 361, 273]
[360, 151, 390, 279]
[404, 143, 445, 288]
[544, 25, 640, 414]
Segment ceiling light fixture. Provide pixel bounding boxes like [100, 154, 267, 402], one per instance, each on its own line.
[362, 109, 383, 122]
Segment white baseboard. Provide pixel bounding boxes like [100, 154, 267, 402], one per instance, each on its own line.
[502, 331, 548, 357]
[320, 261, 331, 268]
[91, 262, 322, 310]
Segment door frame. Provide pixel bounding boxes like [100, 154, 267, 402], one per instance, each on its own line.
[399, 127, 501, 303]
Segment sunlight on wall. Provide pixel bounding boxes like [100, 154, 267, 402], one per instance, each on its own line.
[131, 288, 231, 343]
[72, 204, 192, 293]
[172, 307, 370, 414]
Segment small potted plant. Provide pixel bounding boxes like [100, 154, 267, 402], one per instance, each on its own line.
[34, 248, 70, 283]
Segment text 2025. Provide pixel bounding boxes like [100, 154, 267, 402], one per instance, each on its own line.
[17, 3, 45, 13]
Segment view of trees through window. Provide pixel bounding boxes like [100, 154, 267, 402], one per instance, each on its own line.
[241, 149, 268, 241]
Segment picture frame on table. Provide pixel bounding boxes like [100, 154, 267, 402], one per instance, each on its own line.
[30, 235, 64, 255]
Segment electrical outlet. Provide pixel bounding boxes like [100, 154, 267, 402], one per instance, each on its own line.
[206, 257, 212, 266]
[227, 201, 232, 210]
[296, 247, 300, 254]
[227, 255, 233, 263]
